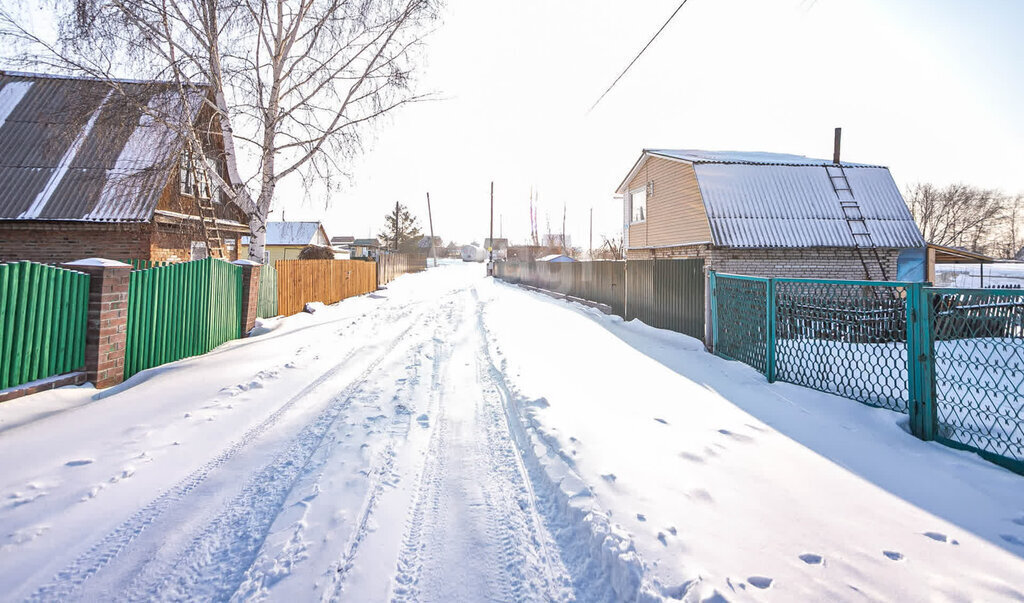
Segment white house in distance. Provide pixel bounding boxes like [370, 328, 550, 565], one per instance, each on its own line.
[240, 221, 331, 263]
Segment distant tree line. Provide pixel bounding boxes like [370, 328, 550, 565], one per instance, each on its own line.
[907, 183, 1024, 259]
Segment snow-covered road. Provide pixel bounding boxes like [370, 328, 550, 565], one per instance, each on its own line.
[2, 261, 1024, 601]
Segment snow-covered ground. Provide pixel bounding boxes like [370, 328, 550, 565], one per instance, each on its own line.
[936, 262, 1024, 288]
[1, 262, 1023, 601]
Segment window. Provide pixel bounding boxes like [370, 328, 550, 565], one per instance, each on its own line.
[179, 148, 216, 200]
[630, 186, 647, 223]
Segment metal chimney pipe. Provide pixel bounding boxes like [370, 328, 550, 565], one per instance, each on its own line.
[833, 127, 842, 164]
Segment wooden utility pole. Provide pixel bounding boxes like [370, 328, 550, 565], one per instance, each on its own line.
[393, 200, 401, 251]
[489, 182, 495, 265]
[561, 203, 567, 255]
[426, 192, 437, 267]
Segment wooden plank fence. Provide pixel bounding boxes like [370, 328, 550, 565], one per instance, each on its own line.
[0, 261, 89, 390]
[124, 258, 242, 379]
[376, 252, 427, 288]
[275, 259, 377, 316]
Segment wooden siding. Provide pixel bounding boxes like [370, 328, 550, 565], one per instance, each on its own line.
[626, 156, 711, 249]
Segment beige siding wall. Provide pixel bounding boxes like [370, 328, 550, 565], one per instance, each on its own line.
[630, 244, 902, 282]
[626, 157, 711, 249]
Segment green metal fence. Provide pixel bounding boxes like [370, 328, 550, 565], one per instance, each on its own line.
[257, 262, 278, 318]
[928, 289, 1024, 471]
[711, 271, 1024, 475]
[124, 258, 242, 379]
[0, 261, 89, 390]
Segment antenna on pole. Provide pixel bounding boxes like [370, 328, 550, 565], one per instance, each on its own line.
[488, 182, 495, 274]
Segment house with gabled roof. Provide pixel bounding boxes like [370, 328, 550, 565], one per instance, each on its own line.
[0, 71, 250, 264]
[615, 148, 926, 281]
[240, 221, 331, 263]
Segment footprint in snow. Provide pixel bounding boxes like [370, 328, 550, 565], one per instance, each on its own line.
[601, 473, 616, 482]
[799, 553, 823, 565]
[65, 459, 94, 467]
[923, 531, 947, 542]
[748, 576, 773, 589]
[883, 550, 904, 561]
[718, 428, 754, 443]
[679, 451, 705, 464]
[654, 418, 668, 425]
[657, 532, 668, 546]
[417, 414, 430, 428]
[1000, 534, 1024, 546]
[1012, 516, 1024, 526]
[637, 513, 647, 522]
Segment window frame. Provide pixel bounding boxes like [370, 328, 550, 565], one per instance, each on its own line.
[629, 185, 648, 224]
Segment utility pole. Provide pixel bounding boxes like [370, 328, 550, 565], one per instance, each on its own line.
[394, 201, 400, 251]
[589, 207, 593, 260]
[489, 182, 495, 269]
[561, 203, 567, 255]
[426, 192, 437, 267]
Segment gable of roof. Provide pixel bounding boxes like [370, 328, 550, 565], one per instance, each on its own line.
[0, 71, 229, 223]
[265, 221, 327, 246]
[617, 149, 925, 249]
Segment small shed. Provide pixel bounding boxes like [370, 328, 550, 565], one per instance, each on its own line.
[351, 238, 380, 259]
[616, 149, 925, 281]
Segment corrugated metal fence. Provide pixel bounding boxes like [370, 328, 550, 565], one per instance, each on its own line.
[124, 258, 242, 379]
[0, 261, 89, 390]
[493, 259, 705, 340]
[710, 271, 1024, 476]
[276, 259, 377, 316]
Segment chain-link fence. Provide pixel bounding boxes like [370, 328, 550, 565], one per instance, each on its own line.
[711, 272, 1024, 475]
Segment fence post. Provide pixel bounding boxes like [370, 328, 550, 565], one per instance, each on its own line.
[765, 277, 777, 383]
[233, 260, 262, 337]
[908, 283, 937, 440]
[708, 271, 718, 353]
[63, 258, 131, 389]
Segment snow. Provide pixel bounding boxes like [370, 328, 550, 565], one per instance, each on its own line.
[936, 262, 1024, 288]
[63, 258, 131, 268]
[1, 262, 1022, 601]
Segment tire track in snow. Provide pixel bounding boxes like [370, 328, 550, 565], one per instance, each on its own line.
[384, 291, 573, 602]
[25, 303, 422, 602]
[326, 298, 462, 600]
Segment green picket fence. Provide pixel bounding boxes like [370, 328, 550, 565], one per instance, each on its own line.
[124, 258, 242, 379]
[0, 261, 89, 390]
[710, 271, 1024, 475]
[257, 262, 278, 318]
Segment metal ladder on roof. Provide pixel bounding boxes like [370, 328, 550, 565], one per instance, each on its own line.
[826, 165, 890, 281]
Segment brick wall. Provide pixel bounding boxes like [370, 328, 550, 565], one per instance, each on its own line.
[151, 225, 241, 262]
[629, 244, 902, 281]
[0, 222, 151, 264]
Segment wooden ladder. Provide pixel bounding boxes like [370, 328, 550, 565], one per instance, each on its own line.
[195, 195, 226, 259]
[827, 165, 890, 282]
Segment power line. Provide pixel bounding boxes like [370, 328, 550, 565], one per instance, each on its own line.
[587, 0, 692, 114]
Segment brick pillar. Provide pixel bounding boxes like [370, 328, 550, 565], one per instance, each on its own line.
[233, 260, 262, 336]
[63, 258, 131, 389]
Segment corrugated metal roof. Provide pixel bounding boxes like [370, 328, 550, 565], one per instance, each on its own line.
[693, 163, 925, 248]
[648, 149, 881, 168]
[266, 221, 325, 246]
[0, 71, 207, 222]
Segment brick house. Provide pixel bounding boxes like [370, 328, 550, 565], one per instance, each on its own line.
[0, 71, 249, 264]
[616, 149, 926, 281]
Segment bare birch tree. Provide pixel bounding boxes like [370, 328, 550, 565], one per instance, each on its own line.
[1, 0, 438, 260]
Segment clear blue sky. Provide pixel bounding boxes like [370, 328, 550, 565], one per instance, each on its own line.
[274, 0, 1023, 246]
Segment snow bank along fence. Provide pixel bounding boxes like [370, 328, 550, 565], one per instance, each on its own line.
[0, 261, 89, 394]
[493, 259, 705, 340]
[710, 272, 1024, 475]
[376, 252, 427, 288]
[274, 259, 377, 317]
[124, 258, 242, 379]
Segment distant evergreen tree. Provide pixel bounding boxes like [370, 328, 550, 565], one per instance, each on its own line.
[378, 203, 422, 252]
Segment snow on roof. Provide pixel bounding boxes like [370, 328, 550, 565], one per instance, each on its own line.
[694, 163, 924, 248]
[647, 149, 882, 168]
[265, 221, 324, 246]
[0, 72, 211, 222]
[537, 254, 576, 262]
